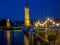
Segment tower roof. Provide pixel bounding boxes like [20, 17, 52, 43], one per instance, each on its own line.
[25, 4, 29, 8]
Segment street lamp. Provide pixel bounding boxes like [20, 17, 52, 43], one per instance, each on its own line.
[47, 18, 50, 21]
[52, 22, 55, 24]
[56, 23, 60, 27]
[34, 23, 38, 27]
[50, 19, 53, 22]
[44, 20, 47, 25]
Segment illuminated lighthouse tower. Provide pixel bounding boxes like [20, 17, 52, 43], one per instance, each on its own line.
[24, 4, 30, 27]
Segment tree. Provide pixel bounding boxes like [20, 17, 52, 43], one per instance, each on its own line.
[0, 19, 13, 27]
[0, 19, 7, 27]
[34, 36, 42, 45]
[48, 34, 57, 45]
[35, 30, 45, 45]
[39, 31, 45, 37]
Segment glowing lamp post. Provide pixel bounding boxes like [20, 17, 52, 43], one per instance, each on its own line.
[47, 18, 50, 21]
[50, 19, 53, 22]
[52, 22, 55, 24]
[56, 23, 60, 27]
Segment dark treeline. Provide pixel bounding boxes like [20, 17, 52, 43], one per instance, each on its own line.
[0, 19, 13, 27]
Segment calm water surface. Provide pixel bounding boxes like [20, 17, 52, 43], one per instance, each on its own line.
[0, 29, 24, 45]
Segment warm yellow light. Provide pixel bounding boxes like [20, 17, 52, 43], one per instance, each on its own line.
[25, 6, 30, 27]
[7, 31, 10, 45]
[44, 20, 48, 24]
[25, 14, 29, 19]
[7, 18, 11, 27]
[25, 20, 30, 27]
[50, 19, 53, 22]
[37, 21, 40, 24]
[39, 24, 44, 27]
[56, 23, 60, 26]
[34, 23, 38, 27]
[52, 22, 55, 24]
[43, 23, 46, 25]
[47, 18, 50, 21]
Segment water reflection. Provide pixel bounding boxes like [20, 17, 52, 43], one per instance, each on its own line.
[0, 30, 24, 45]
[6, 30, 10, 45]
[0, 31, 4, 45]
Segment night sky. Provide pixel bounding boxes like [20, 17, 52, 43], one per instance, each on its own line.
[0, 0, 59, 21]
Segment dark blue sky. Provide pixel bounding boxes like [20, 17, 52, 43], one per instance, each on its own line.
[0, 0, 59, 21]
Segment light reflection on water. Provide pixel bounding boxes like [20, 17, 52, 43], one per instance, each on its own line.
[0, 29, 24, 45]
[6, 31, 10, 45]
